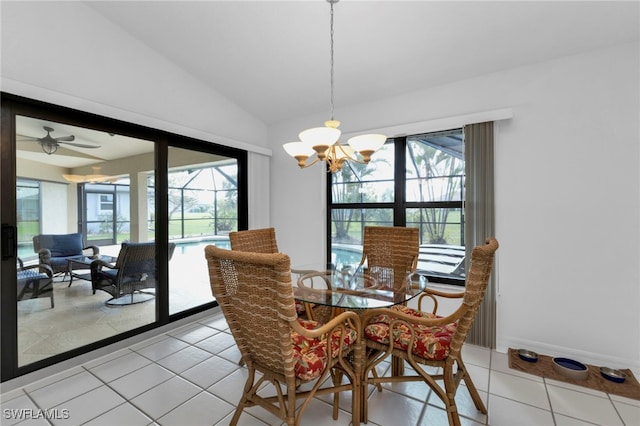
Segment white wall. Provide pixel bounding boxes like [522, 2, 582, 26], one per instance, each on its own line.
[271, 41, 640, 372]
[0, 1, 268, 151]
[1, 1, 272, 239]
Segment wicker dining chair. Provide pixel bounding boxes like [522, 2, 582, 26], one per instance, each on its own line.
[229, 227, 312, 317]
[358, 226, 420, 290]
[361, 237, 499, 426]
[229, 227, 278, 253]
[204, 245, 361, 426]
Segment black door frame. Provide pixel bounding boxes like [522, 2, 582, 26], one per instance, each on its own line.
[1, 93, 248, 381]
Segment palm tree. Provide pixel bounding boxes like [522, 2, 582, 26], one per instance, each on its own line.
[406, 140, 464, 244]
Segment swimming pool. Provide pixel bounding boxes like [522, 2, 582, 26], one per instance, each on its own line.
[172, 236, 230, 255]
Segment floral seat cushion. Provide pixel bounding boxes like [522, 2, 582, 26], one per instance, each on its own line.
[364, 305, 457, 361]
[294, 300, 307, 314]
[291, 318, 357, 381]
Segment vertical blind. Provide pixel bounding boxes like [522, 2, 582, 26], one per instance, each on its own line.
[463, 121, 496, 347]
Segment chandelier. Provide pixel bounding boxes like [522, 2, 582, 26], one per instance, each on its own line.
[283, 0, 386, 173]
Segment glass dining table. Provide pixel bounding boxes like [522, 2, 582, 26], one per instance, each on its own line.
[292, 263, 428, 313]
[291, 263, 429, 422]
[292, 263, 428, 370]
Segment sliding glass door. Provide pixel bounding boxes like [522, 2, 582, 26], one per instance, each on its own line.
[14, 115, 158, 367]
[1, 94, 247, 381]
[167, 147, 240, 315]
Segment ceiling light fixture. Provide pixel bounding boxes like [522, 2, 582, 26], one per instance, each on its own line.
[62, 167, 113, 184]
[283, 0, 386, 173]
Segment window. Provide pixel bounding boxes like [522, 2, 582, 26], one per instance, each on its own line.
[327, 128, 465, 284]
[99, 194, 113, 212]
[16, 179, 40, 259]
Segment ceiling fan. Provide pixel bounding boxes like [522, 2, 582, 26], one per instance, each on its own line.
[17, 126, 101, 155]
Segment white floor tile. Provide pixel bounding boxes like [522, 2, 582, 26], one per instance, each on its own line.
[420, 403, 485, 426]
[427, 387, 488, 424]
[50, 385, 125, 426]
[295, 397, 352, 426]
[130, 376, 201, 419]
[134, 337, 190, 362]
[180, 355, 240, 389]
[156, 391, 234, 426]
[547, 384, 623, 425]
[217, 344, 243, 365]
[88, 350, 152, 383]
[27, 371, 103, 409]
[462, 345, 491, 369]
[612, 400, 640, 426]
[0, 393, 41, 426]
[489, 369, 550, 410]
[83, 402, 152, 426]
[198, 315, 230, 332]
[207, 369, 250, 406]
[465, 363, 490, 393]
[554, 413, 601, 425]
[110, 363, 175, 400]
[365, 386, 425, 426]
[545, 377, 607, 398]
[23, 366, 85, 393]
[168, 324, 220, 345]
[156, 346, 213, 374]
[610, 393, 640, 407]
[193, 332, 236, 355]
[488, 394, 554, 426]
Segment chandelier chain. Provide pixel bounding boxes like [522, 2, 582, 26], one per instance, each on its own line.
[329, 0, 335, 121]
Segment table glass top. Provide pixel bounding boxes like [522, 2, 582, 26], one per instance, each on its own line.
[69, 254, 118, 265]
[292, 264, 428, 310]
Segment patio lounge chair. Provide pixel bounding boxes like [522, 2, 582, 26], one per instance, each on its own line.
[33, 233, 99, 282]
[17, 257, 54, 309]
[90, 241, 175, 305]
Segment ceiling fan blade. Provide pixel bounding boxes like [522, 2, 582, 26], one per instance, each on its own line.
[16, 138, 41, 142]
[54, 135, 75, 142]
[59, 141, 101, 149]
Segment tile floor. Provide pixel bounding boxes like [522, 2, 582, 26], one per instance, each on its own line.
[2, 310, 639, 426]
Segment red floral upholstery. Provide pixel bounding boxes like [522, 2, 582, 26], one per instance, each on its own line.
[292, 318, 357, 381]
[295, 300, 307, 314]
[364, 305, 457, 361]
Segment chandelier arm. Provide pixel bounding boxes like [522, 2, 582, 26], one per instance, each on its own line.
[300, 157, 322, 169]
[335, 144, 358, 162]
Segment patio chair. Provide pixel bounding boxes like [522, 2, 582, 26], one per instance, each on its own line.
[204, 245, 361, 426]
[33, 233, 99, 282]
[17, 257, 54, 309]
[90, 242, 175, 305]
[361, 237, 499, 426]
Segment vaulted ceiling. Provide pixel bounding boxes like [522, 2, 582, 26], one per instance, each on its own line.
[84, 1, 639, 125]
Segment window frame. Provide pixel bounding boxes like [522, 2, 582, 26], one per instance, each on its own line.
[326, 130, 465, 286]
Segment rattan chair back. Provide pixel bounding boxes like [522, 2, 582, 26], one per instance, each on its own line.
[360, 226, 419, 288]
[229, 227, 278, 253]
[206, 245, 295, 376]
